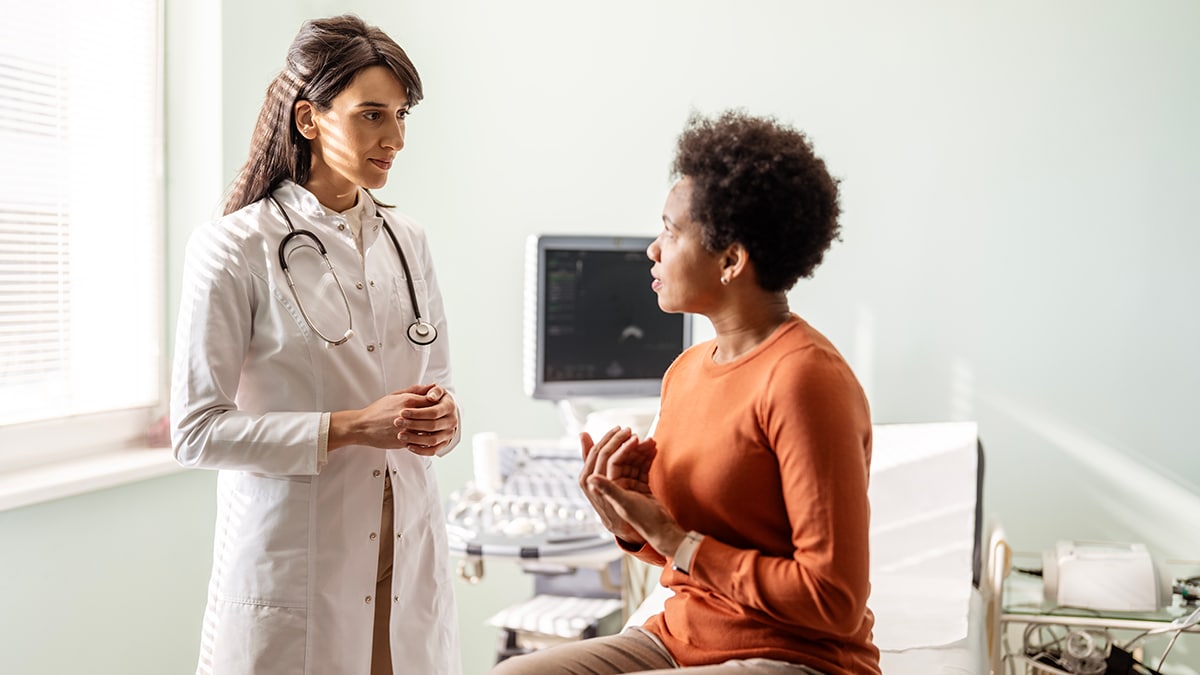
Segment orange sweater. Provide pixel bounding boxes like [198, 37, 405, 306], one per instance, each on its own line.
[636, 315, 880, 674]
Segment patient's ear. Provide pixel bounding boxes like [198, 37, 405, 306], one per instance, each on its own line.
[294, 100, 318, 140]
[720, 243, 749, 283]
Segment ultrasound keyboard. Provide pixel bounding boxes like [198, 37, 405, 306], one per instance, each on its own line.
[444, 439, 612, 558]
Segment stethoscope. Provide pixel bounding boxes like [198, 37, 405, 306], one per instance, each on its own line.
[271, 195, 438, 347]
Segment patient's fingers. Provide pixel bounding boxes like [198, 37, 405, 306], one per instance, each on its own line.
[587, 427, 632, 482]
[580, 428, 608, 479]
[581, 428, 610, 469]
[577, 434, 647, 546]
[604, 435, 644, 482]
[609, 438, 656, 480]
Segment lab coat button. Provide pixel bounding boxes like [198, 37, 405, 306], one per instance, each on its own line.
[396, 531, 404, 541]
[365, 595, 372, 605]
[338, 224, 346, 231]
[373, 469, 382, 477]
[367, 344, 376, 352]
[369, 532, 377, 541]
[356, 281, 364, 290]
[369, 280, 376, 287]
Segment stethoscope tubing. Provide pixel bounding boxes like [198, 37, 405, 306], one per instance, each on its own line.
[378, 213, 438, 346]
[278, 228, 357, 346]
[270, 194, 438, 347]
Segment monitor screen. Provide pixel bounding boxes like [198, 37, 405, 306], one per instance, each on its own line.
[524, 235, 691, 401]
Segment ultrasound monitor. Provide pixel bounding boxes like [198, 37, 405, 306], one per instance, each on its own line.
[524, 234, 691, 401]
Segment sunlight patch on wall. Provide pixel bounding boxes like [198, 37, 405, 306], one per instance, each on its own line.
[981, 391, 1200, 556]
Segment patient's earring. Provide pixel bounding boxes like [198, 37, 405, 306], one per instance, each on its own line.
[720, 275, 730, 285]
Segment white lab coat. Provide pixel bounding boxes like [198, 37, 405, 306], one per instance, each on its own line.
[171, 181, 461, 675]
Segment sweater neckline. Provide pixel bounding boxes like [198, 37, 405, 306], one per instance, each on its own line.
[704, 313, 802, 373]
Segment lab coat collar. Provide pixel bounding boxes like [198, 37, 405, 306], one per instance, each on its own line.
[272, 180, 374, 221]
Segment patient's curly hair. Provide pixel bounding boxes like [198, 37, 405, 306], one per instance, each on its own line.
[672, 110, 841, 292]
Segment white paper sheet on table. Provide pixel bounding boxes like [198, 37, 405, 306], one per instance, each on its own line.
[868, 422, 979, 650]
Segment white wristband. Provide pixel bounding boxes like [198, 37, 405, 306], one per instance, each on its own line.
[671, 531, 704, 575]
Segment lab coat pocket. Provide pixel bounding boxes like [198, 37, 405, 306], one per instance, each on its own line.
[217, 473, 312, 608]
[208, 600, 307, 675]
[392, 275, 433, 358]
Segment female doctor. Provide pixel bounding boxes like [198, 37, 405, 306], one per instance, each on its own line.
[171, 15, 461, 675]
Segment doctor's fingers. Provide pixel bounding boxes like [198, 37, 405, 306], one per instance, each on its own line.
[397, 392, 456, 420]
[390, 383, 436, 398]
[400, 426, 456, 456]
[395, 399, 457, 431]
[394, 415, 456, 436]
[402, 438, 442, 457]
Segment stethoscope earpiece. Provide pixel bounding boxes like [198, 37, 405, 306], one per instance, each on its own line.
[271, 195, 437, 348]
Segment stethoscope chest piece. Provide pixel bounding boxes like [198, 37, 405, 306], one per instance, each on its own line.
[407, 319, 438, 346]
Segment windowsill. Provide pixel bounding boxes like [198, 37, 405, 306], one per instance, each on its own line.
[0, 445, 185, 512]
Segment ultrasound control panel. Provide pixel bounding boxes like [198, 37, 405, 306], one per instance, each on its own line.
[445, 439, 611, 558]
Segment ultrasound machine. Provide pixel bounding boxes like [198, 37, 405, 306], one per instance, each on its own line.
[443, 234, 691, 660]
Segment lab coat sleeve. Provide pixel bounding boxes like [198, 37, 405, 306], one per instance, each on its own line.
[170, 222, 322, 475]
[410, 220, 461, 458]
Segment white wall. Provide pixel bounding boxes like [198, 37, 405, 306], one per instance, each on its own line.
[211, 2, 1200, 673]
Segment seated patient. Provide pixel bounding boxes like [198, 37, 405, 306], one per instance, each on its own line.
[489, 110, 880, 675]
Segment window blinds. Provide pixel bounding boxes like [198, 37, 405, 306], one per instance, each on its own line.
[0, 0, 161, 427]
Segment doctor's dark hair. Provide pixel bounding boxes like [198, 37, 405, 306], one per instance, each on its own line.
[223, 14, 423, 215]
[672, 110, 841, 293]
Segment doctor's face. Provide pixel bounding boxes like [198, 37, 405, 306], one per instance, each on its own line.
[302, 65, 409, 198]
[647, 178, 725, 315]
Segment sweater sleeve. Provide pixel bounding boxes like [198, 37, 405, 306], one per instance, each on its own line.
[686, 348, 873, 636]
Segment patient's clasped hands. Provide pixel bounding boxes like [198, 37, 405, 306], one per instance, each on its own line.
[580, 427, 687, 559]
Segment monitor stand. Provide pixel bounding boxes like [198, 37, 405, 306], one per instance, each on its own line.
[556, 398, 659, 442]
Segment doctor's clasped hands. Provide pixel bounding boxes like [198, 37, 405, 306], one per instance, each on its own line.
[330, 383, 459, 455]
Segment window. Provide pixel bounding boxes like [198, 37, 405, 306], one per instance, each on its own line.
[0, 0, 162, 463]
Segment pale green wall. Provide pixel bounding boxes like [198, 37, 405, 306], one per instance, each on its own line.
[0, 470, 218, 674]
[331, 0, 1200, 554]
[0, 1, 226, 674]
[1, 2, 1196, 674]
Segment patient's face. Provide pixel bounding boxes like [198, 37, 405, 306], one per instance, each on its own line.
[647, 178, 724, 315]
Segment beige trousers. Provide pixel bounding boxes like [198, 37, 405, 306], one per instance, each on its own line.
[370, 476, 395, 675]
[487, 626, 826, 674]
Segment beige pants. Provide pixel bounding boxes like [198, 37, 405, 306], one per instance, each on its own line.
[487, 626, 826, 674]
[370, 476, 395, 675]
